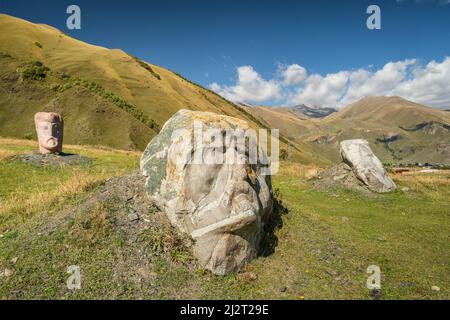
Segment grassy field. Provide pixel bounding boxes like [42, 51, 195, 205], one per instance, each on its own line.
[0, 138, 448, 300]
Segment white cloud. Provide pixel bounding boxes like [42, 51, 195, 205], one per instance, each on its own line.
[209, 57, 450, 109]
[339, 59, 416, 106]
[390, 58, 450, 106]
[279, 64, 307, 86]
[208, 66, 281, 103]
[292, 71, 349, 107]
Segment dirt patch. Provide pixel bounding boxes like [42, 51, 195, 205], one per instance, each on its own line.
[313, 163, 375, 196]
[13, 152, 91, 167]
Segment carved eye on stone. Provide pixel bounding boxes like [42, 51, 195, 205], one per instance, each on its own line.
[39, 122, 49, 131]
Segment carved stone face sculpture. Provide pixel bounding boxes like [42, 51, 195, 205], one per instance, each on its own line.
[140, 110, 273, 275]
[34, 112, 64, 155]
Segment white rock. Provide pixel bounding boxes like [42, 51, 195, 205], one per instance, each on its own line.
[4, 268, 13, 277]
[340, 139, 396, 193]
[431, 286, 440, 292]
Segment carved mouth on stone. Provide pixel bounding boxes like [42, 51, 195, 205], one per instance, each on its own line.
[44, 137, 58, 149]
[190, 209, 257, 239]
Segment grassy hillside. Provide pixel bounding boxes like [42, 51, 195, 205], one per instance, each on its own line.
[0, 55, 157, 150]
[0, 14, 281, 152]
[1, 138, 449, 299]
[246, 97, 450, 165]
[3, 14, 445, 165]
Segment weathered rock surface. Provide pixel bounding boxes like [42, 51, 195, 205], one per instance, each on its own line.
[340, 139, 396, 193]
[140, 110, 273, 275]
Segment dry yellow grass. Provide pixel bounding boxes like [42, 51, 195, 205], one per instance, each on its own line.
[0, 137, 36, 147]
[279, 161, 324, 179]
[0, 149, 14, 160]
[1, 169, 107, 221]
[0, 137, 140, 229]
[0, 137, 142, 156]
[393, 171, 450, 194]
[279, 161, 450, 197]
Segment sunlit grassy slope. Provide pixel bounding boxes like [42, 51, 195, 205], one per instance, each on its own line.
[1, 138, 448, 299]
[0, 14, 280, 152]
[0, 14, 254, 123]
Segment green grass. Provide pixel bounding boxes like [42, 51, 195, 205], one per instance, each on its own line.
[0, 139, 448, 299]
[239, 175, 449, 299]
[0, 138, 140, 228]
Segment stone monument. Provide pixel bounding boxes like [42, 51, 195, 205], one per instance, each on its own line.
[34, 112, 64, 155]
[140, 110, 273, 275]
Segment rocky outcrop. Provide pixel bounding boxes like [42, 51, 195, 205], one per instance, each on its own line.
[376, 132, 401, 143]
[340, 139, 396, 193]
[288, 104, 337, 119]
[140, 110, 273, 275]
[401, 121, 450, 135]
[314, 162, 374, 196]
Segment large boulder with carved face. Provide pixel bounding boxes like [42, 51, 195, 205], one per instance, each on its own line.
[340, 139, 396, 193]
[140, 110, 273, 275]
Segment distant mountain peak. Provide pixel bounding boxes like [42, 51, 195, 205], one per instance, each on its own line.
[288, 104, 337, 119]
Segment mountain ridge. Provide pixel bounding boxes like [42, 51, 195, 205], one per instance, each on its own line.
[244, 96, 450, 164]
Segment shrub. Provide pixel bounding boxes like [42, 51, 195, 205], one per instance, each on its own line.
[17, 61, 50, 81]
[131, 56, 161, 80]
[280, 149, 289, 160]
[24, 132, 34, 140]
[55, 73, 160, 131]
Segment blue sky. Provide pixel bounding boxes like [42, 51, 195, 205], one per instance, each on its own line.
[1, 0, 449, 108]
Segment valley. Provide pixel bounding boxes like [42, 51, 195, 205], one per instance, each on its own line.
[1, 13, 448, 166]
[245, 96, 450, 165]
